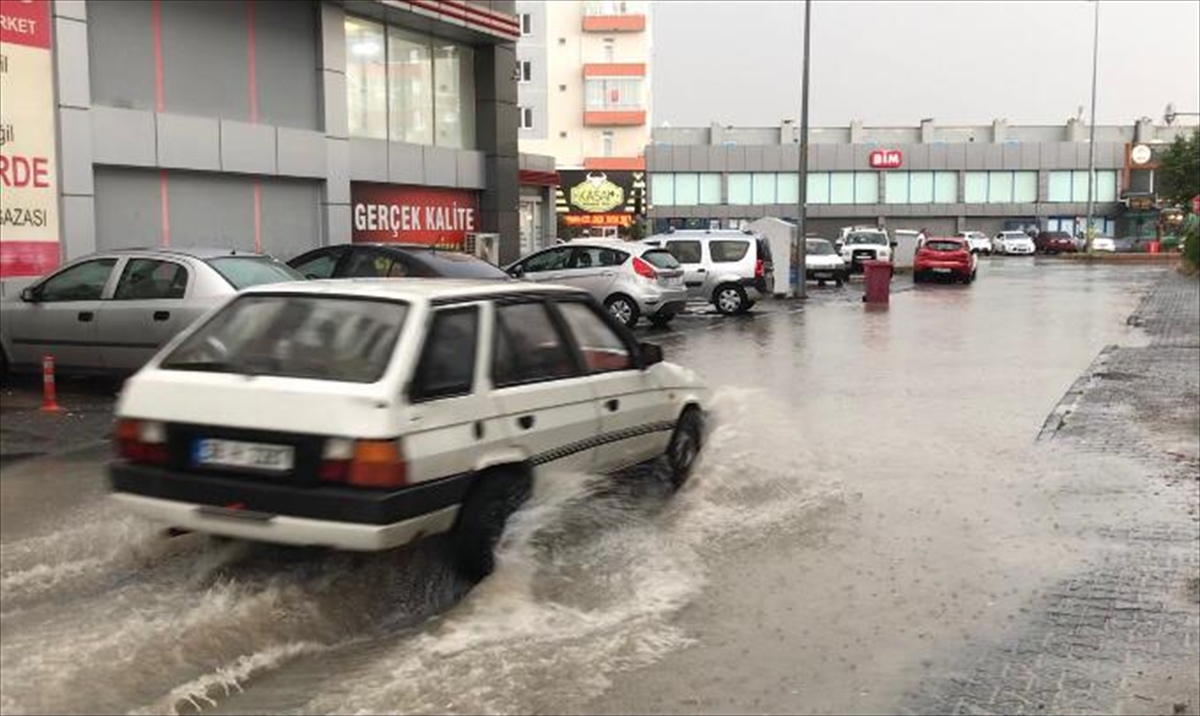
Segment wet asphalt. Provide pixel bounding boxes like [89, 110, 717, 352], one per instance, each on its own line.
[0, 258, 1193, 715]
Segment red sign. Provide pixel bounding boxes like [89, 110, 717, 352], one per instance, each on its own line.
[868, 149, 903, 169]
[0, 0, 51, 49]
[1191, 194, 1200, 214]
[563, 213, 634, 228]
[351, 183, 479, 247]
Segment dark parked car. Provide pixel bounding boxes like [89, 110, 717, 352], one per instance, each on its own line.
[288, 243, 511, 281]
[1034, 231, 1078, 255]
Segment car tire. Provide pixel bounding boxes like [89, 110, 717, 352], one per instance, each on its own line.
[913, 271, 924, 284]
[605, 294, 640, 328]
[666, 408, 704, 489]
[649, 314, 675, 328]
[713, 284, 747, 315]
[451, 467, 533, 582]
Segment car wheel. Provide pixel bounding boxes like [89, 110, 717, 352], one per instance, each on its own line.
[605, 294, 640, 328]
[649, 314, 675, 328]
[913, 271, 924, 284]
[817, 279, 826, 287]
[451, 467, 533, 581]
[713, 284, 747, 315]
[666, 408, 704, 489]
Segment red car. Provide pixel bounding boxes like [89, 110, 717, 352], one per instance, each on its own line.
[1034, 230, 1078, 254]
[913, 237, 977, 284]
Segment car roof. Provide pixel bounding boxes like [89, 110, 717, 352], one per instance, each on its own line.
[105, 246, 272, 260]
[239, 278, 583, 303]
[650, 230, 758, 240]
[349, 243, 471, 254]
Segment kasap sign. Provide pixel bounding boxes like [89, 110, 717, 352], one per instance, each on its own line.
[351, 183, 479, 248]
[0, 0, 60, 278]
[557, 170, 645, 228]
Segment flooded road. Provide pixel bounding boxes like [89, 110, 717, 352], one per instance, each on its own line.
[0, 259, 1182, 714]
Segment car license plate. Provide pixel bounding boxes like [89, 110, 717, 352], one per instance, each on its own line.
[660, 275, 683, 286]
[933, 267, 952, 273]
[193, 439, 294, 473]
[814, 271, 833, 278]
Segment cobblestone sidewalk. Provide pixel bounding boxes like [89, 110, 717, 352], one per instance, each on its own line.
[906, 271, 1200, 716]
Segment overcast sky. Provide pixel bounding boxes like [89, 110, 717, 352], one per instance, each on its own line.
[652, 1, 1200, 128]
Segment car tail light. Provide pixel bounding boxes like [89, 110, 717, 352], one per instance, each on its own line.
[320, 438, 407, 488]
[115, 418, 168, 465]
[755, 258, 764, 279]
[631, 256, 657, 280]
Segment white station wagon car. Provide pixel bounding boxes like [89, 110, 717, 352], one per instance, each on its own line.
[108, 280, 708, 578]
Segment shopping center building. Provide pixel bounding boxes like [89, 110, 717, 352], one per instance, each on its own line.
[645, 118, 1193, 239]
[0, 0, 551, 288]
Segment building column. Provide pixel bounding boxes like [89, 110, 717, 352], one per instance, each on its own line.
[53, 0, 95, 261]
[476, 43, 521, 264]
[318, 1, 350, 245]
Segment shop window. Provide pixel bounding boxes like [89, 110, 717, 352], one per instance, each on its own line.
[674, 173, 699, 206]
[727, 174, 751, 204]
[829, 173, 854, 204]
[777, 174, 799, 204]
[699, 174, 721, 205]
[434, 42, 475, 149]
[807, 172, 830, 204]
[388, 25, 433, 146]
[988, 171, 1014, 203]
[884, 172, 909, 204]
[909, 172, 934, 203]
[650, 174, 674, 205]
[1013, 172, 1037, 202]
[346, 17, 387, 140]
[752, 173, 776, 205]
[964, 172, 988, 203]
[934, 172, 958, 203]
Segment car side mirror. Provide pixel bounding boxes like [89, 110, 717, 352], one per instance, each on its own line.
[20, 287, 39, 303]
[639, 341, 663, 368]
[304, 273, 320, 280]
[890, 241, 898, 249]
[508, 265, 525, 279]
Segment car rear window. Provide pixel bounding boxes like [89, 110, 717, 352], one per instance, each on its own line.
[640, 249, 681, 269]
[926, 240, 965, 252]
[806, 240, 835, 255]
[710, 240, 750, 262]
[207, 256, 304, 289]
[160, 295, 408, 383]
[847, 232, 888, 245]
[756, 238, 773, 262]
[411, 250, 510, 279]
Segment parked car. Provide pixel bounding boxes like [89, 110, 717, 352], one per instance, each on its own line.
[805, 238, 848, 286]
[108, 280, 709, 579]
[0, 248, 302, 375]
[505, 240, 687, 328]
[289, 243, 510, 281]
[837, 228, 893, 273]
[913, 237, 977, 284]
[993, 231, 1036, 255]
[1089, 237, 1117, 253]
[956, 231, 993, 255]
[1034, 230, 1078, 255]
[642, 230, 775, 316]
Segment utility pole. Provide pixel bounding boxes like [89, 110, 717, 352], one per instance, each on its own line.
[792, 0, 812, 298]
[1084, 0, 1100, 253]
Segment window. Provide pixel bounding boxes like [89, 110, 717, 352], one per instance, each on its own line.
[640, 249, 680, 269]
[521, 247, 572, 273]
[752, 173, 776, 205]
[492, 302, 577, 387]
[699, 174, 721, 204]
[650, 173, 674, 205]
[1047, 170, 1117, 202]
[673, 173, 698, 205]
[519, 60, 532, 83]
[807, 172, 830, 204]
[727, 173, 751, 204]
[569, 246, 627, 268]
[988, 171, 1014, 203]
[1013, 172, 1037, 202]
[884, 172, 957, 204]
[36, 259, 117, 302]
[584, 78, 642, 110]
[520, 107, 534, 129]
[603, 38, 615, 62]
[777, 174, 799, 204]
[113, 259, 188, 300]
[291, 249, 343, 279]
[162, 296, 408, 384]
[206, 257, 302, 289]
[665, 240, 703, 264]
[346, 17, 476, 149]
[411, 307, 479, 401]
[520, 13, 532, 35]
[935, 172, 958, 203]
[965, 171, 1037, 203]
[829, 173, 854, 204]
[854, 172, 879, 204]
[909, 172, 934, 203]
[602, 131, 614, 157]
[557, 301, 633, 374]
[341, 250, 395, 278]
[710, 240, 749, 262]
[964, 172, 988, 203]
[345, 17, 387, 140]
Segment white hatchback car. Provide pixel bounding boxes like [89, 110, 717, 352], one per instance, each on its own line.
[108, 280, 708, 578]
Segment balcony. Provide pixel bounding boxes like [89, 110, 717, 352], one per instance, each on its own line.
[583, 1, 646, 31]
[583, 110, 646, 127]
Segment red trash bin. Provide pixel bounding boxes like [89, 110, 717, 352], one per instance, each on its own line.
[1147, 240, 1161, 254]
[862, 260, 892, 304]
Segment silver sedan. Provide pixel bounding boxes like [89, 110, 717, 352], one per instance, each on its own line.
[1, 247, 303, 375]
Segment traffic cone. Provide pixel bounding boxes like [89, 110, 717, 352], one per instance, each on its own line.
[40, 355, 62, 412]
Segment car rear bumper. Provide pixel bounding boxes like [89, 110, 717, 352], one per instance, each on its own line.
[111, 493, 458, 551]
[915, 261, 971, 276]
[109, 461, 471, 550]
[634, 285, 689, 313]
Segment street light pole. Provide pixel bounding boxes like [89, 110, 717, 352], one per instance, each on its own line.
[792, 0, 811, 299]
[1084, 0, 1100, 254]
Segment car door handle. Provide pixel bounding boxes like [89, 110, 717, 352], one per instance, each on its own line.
[697, 268, 707, 273]
[517, 415, 535, 430]
[153, 310, 170, 322]
[604, 398, 620, 412]
[601, 271, 616, 277]
[77, 311, 94, 323]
